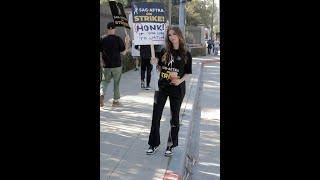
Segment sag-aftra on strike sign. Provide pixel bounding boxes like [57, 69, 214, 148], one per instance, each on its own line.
[131, 2, 167, 45]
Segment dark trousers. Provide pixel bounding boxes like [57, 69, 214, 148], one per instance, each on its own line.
[155, 52, 161, 59]
[148, 90, 183, 148]
[140, 57, 153, 86]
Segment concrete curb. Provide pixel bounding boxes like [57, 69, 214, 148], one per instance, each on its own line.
[164, 61, 203, 180]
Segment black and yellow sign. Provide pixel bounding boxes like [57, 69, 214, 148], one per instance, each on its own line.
[109, 1, 130, 29]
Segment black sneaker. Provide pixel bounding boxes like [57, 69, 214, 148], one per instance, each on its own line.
[164, 146, 174, 157]
[146, 145, 159, 155]
[141, 81, 145, 88]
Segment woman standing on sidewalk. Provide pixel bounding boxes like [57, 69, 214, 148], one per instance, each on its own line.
[213, 38, 220, 56]
[147, 26, 192, 156]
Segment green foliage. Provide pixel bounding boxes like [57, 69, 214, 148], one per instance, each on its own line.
[127, 0, 159, 7]
[100, 0, 129, 7]
[101, 0, 218, 30]
[165, 0, 218, 30]
[121, 54, 135, 73]
[191, 47, 207, 57]
[186, 0, 218, 28]
[119, 49, 207, 73]
[100, 0, 108, 5]
[170, 6, 179, 25]
[102, 0, 158, 8]
[213, 25, 219, 35]
[100, 54, 135, 75]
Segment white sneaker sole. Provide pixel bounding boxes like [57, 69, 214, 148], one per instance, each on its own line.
[164, 151, 173, 157]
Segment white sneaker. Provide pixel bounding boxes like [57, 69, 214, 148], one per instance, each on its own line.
[145, 85, 151, 90]
[146, 145, 159, 155]
[141, 81, 145, 88]
[164, 146, 173, 157]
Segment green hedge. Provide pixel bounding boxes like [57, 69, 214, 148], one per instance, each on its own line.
[190, 47, 206, 57]
[121, 54, 135, 73]
[100, 47, 206, 79]
[100, 54, 135, 82]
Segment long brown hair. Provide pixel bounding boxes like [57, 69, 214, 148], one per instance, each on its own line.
[162, 26, 188, 64]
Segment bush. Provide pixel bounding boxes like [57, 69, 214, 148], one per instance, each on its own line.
[100, 53, 135, 82]
[121, 54, 135, 73]
[191, 47, 206, 57]
[117, 47, 206, 75]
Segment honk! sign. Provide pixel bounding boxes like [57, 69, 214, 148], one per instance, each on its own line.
[131, 2, 167, 45]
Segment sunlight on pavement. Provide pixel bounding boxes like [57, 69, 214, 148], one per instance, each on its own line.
[198, 171, 220, 177]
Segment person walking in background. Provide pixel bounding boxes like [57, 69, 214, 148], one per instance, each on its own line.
[155, 44, 164, 59]
[134, 45, 153, 90]
[207, 38, 212, 55]
[213, 38, 220, 56]
[100, 22, 130, 107]
[131, 40, 140, 71]
[134, 57, 140, 71]
[147, 26, 192, 156]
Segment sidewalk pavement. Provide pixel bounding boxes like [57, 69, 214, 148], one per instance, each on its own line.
[100, 53, 220, 180]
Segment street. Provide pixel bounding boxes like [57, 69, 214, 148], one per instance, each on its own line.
[188, 61, 220, 180]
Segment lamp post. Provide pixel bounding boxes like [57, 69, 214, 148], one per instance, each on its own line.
[178, 0, 186, 37]
[169, 0, 172, 26]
